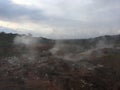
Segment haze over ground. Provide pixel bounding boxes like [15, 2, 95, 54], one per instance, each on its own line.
[0, 0, 120, 39]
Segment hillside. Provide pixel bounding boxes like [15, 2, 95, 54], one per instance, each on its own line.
[0, 32, 120, 90]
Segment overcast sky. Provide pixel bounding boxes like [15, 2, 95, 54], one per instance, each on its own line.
[0, 0, 120, 39]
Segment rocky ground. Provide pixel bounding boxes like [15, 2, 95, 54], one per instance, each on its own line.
[0, 33, 120, 90]
[0, 47, 120, 90]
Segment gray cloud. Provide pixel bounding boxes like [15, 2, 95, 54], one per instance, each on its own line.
[0, 0, 47, 22]
[0, 0, 120, 39]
